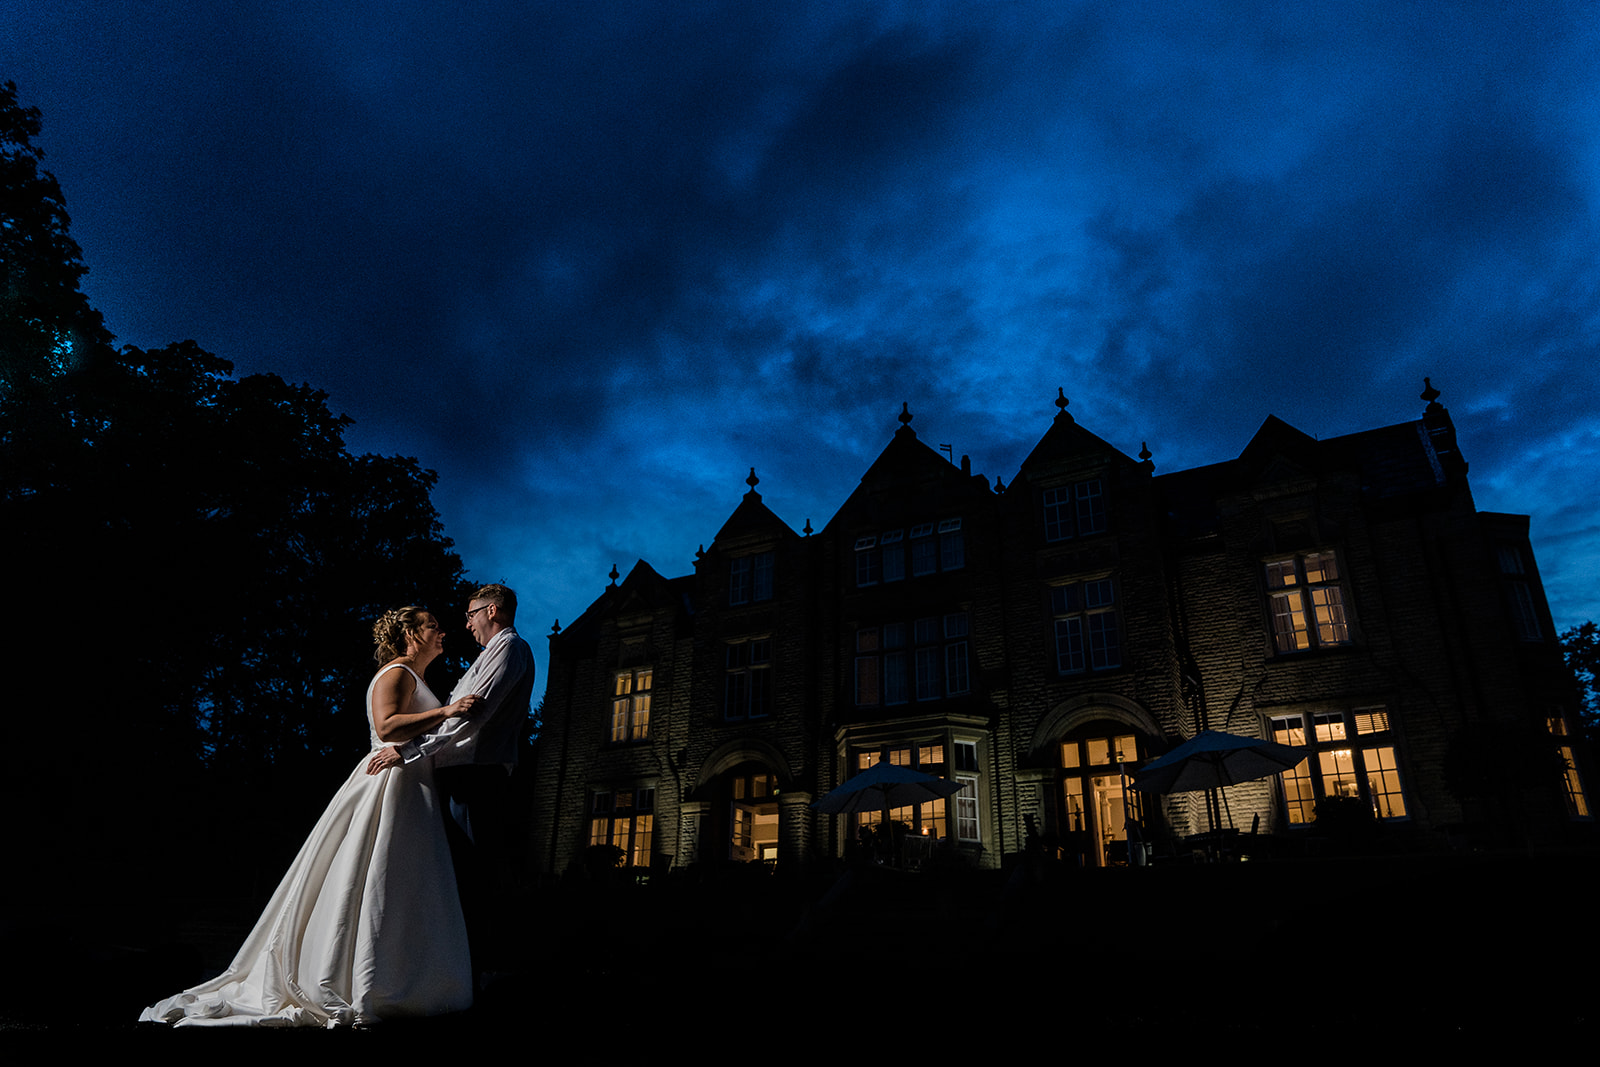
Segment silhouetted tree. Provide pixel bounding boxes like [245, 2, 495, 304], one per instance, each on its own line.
[1560, 621, 1599, 744]
[1, 83, 471, 904]
[0, 80, 112, 402]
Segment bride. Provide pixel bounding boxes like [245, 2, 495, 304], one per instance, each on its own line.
[141, 606, 478, 1027]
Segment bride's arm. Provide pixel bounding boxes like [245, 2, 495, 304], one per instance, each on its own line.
[371, 669, 479, 744]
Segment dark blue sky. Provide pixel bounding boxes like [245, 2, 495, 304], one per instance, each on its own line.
[9, 2, 1598, 699]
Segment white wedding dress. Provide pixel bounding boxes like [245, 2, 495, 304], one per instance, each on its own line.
[141, 664, 473, 1027]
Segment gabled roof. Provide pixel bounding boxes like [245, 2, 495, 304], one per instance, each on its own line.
[1235, 414, 1323, 488]
[710, 468, 799, 549]
[822, 404, 990, 534]
[1155, 406, 1459, 537]
[1016, 389, 1138, 477]
[552, 559, 690, 646]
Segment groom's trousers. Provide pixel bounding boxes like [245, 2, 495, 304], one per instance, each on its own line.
[434, 764, 515, 975]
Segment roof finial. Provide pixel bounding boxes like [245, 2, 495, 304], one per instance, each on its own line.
[550, 619, 562, 635]
[608, 563, 620, 587]
[803, 518, 813, 536]
[1420, 376, 1442, 412]
[744, 466, 761, 499]
[894, 401, 916, 437]
[1054, 387, 1073, 424]
[1139, 440, 1155, 474]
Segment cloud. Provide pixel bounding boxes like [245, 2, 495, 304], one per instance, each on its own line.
[8, 0, 1600, 669]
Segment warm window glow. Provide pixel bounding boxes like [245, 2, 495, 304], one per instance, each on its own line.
[589, 787, 654, 866]
[1354, 707, 1390, 734]
[1550, 714, 1591, 818]
[1267, 552, 1351, 653]
[1272, 710, 1407, 823]
[851, 743, 954, 839]
[610, 668, 652, 742]
[1059, 732, 1143, 865]
[1280, 759, 1316, 824]
[1318, 749, 1360, 798]
[1363, 746, 1407, 818]
[1559, 748, 1590, 817]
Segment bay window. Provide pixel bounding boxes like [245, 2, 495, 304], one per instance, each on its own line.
[1269, 706, 1407, 823]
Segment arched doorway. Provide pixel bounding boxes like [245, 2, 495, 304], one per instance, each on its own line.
[725, 761, 780, 864]
[695, 740, 794, 869]
[1031, 695, 1162, 868]
[1058, 727, 1145, 866]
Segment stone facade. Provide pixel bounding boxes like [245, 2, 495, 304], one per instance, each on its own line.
[530, 386, 1588, 876]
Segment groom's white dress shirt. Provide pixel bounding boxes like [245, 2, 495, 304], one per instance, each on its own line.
[399, 626, 534, 770]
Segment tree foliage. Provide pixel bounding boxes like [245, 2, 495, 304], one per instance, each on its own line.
[1560, 621, 1599, 742]
[0, 80, 111, 401]
[1, 84, 471, 883]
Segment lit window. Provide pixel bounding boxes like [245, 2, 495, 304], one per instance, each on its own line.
[853, 744, 950, 839]
[1043, 478, 1106, 542]
[1050, 578, 1121, 674]
[724, 639, 771, 720]
[729, 551, 774, 605]
[1266, 552, 1351, 654]
[1270, 707, 1406, 824]
[610, 668, 652, 743]
[589, 787, 655, 867]
[1549, 714, 1591, 818]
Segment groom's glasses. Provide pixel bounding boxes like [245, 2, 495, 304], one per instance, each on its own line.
[465, 605, 491, 621]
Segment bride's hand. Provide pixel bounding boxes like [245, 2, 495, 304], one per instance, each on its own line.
[450, 694, 481, 717]
[366, 746, 402, 775]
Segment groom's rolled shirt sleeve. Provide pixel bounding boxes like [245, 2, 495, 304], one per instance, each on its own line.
[399, 632, 529, 767]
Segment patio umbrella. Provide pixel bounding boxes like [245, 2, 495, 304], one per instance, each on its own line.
[811, 760, 963, 815]
[1130, 729, 1305, 795]
[1130, 729, 1306, 842]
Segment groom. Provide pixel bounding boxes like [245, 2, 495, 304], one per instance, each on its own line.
[367, 583, 534, 977]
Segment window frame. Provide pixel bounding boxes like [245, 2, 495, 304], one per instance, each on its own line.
[1549, 712, 1591, 819]
[609, 667, 653, 743]
[1043, 477, 1107, 543]
[1264, 550, 1352, 655]
[856, 613, 971, 707]
[729, 550, 775, 606]
[1050, 577, 1121, 674]
[588, 786, 656, 867]
[1268, 706, 1408, 824]
[724, 637, 772, 721]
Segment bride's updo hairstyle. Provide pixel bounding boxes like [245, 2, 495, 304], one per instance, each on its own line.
[373, 605, 428, 664]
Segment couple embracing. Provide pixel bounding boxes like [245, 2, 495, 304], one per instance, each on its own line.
[141, 585, 533, 1027]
